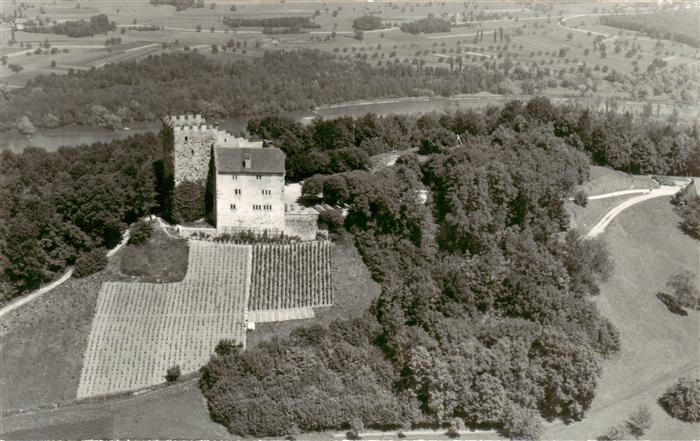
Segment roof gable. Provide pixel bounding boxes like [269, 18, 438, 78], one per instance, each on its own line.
[215, 147, 286, 174]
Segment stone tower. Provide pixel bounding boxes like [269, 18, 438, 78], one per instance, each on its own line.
[166, 114, 264, 186]
[166, 114, 217, 186]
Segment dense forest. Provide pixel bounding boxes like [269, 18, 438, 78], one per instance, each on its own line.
[247, 99, 700, 183]
[599, 10, 700, 48]
[352, 15, 385, 31]
[23, 14, 116, 38]
[201, 100, 624, 438]
[1, 50, 509, 132]
[0, 131, 172, 304]
[400, 16, 452, 34]
[3, 99, 695, 303]
[4, 48, 698, 133]
[223, 16, 321, 29]
[149, 0, 202, 11]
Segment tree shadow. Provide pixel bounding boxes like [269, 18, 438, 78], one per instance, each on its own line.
[656, 292, 688, 316]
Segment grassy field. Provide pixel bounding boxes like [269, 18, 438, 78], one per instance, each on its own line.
[0, 379, 229, 439]
[118, 226, 189, 282]
[566, 194, 636, 235]
[0, 259, 127, 412]
[546, 197, 699, 439]
[578, 165, 658, 196]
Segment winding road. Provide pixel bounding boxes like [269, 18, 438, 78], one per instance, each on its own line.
[586, 185, 684, 238]
[0, 228, 131, 319]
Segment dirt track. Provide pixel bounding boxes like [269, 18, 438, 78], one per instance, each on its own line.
[587, 185, 683, 238]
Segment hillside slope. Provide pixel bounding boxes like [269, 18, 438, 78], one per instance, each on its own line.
[547, 198, 699, 439]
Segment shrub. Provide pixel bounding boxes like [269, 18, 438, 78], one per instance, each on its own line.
[599, 406, 652, 440]
[318, 209, 344, 234]
[667, 271, 699, 310]
[599, 422, 630, 441]
[574, 189, 589, 207]
[128, 220, 153, 245]
[501, 405, 544, 440]
[166, 364, 181, 382]
[74, 248, 108, 278]
[659, 377, 700, 422]
[675, 196, 700, 239]
[626, 406, 652, 439]
[445, 417, 464, 438]
[214, 339, 242, 356]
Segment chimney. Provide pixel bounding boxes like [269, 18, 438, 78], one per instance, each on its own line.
[244, 154, 252, 169]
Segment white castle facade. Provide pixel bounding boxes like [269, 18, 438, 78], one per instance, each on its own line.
[167, 114, 318, 240]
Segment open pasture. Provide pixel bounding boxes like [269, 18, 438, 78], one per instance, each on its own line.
[547, 197, 700, 439]
[77, 241, 251, 398]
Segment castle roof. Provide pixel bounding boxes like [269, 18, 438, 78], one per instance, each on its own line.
[215, 147, 286, 175]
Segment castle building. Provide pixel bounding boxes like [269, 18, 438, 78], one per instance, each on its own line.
[167, 114, 319, 240]
[167, 114, 264, 185]
[214, 147, 286, 235]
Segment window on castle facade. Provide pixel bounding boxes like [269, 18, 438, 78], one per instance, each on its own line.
[230, 204, 236, 210]
[262, 189, 271, 195]
[256, 175, 262, 180]
[232, 175, 238, 180]
[234, 189, 241, 195]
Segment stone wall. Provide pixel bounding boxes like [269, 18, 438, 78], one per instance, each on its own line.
[285, 209, 319, 241]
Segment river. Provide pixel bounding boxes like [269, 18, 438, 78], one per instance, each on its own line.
[3, 95, 698, 153]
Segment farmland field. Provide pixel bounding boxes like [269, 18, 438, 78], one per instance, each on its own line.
[249, 241, 333, 311]
[77, 242, 251, 397]
[599, 10, 700, 48]
[3, 1, 699, 109]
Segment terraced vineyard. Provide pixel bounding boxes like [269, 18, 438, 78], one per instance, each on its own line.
[249, 242, 333, 311]
[77, 242, 251, 398]
[76, 240, 333, 398]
